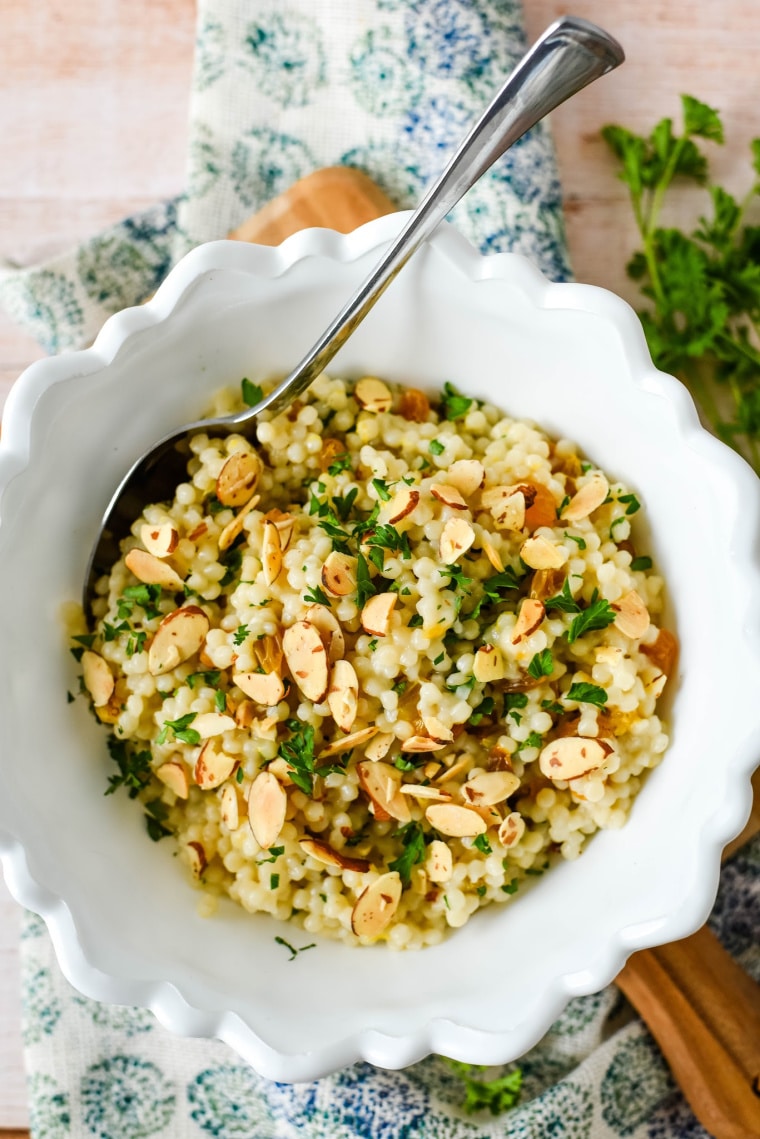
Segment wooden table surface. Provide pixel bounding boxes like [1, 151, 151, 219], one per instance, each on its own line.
[2, 0, 759, 1130]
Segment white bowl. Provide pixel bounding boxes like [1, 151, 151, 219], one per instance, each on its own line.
[1, 214, 758, 1081]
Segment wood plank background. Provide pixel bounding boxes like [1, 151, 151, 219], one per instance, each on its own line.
[2, 0, 760, 1129]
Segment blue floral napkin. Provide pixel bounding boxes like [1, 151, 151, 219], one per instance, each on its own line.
[4, 2, 758, 1136]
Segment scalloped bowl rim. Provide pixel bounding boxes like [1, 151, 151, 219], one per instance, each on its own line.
[1, 213, 759, 1080]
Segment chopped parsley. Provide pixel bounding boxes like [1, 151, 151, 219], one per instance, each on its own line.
[631, 555, 653, 571]
[277, 720, 318, 795]
[186, 670, 221, 690]
[565, 682, 608, 707]
[618, 492, 641, 515]
[331, 487, 359, 522]
[566, 533, 587, 550]
[144, 799, 172, 842]
[303, 585, 331, 607]
[371, 477, 391, 501]
[236, 767, 244, 784]
[388, 821, 426, 887]
[219, 546, 243, 588]
[270, 874, 280, 890]
[393, 755, 419, 772]
[566, 594, 616, 643]
[472, 567, 524, 617]
[274, 936, 316, 961]
[327, 452, 352, 476]
[473, 834, 492, 854]
[214, 689, 227, 713]
[241, 377, 264, 407]
[429, 438, 445, 456]
[408, 613, 424, 628]
[355, 552, 376, 608]
[501, 880, 520, 895]
[156, 712, 200, 747]
[527, 649, 554, 679]
[105, 735, 152, 797]
[516, 730, 543, 752]
[544, 579, 581, 614]
[125, 630, 147, 657]
[117, 583, 162, 621]
[232, 624, 249, 646]
[469, 696, 495, 726]
[441, 381, 473, 421]
[367, 638, 378, 652]
[71, 633, 96, 649]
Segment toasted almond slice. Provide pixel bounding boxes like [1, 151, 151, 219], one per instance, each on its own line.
[539, 736, 615, 781]
[364, 731, 394, 761]
[81, 650, 114, 707]
[194, 743, 237, 790]
[218, 494, 260, 552]
[148, 606, 210, 676]
[283, 620, 330, 702]
[232, 665, 284, 701]
[351, 871, 402, 938]
[401, 735, 447, 753]
[612, 589, 650, 639]
[321, 551, 357, 597]
[641, 628, 678, 676]
[156, 760, 189, 798]
[647, 673, 668, 699]
[462, 770, 520, 807]
[140, 522, 179, 558]
[446, 459, 485, 498]
[385, 486, 420, 525]
[470, 803, 503, 827]
[125, 548, 184, 590]
[356, 760, 411, 823]
[424, 803, 487, 837]
[252, 633, 283, 676]
[186, 841, 207, 879]
[264, 507, 295, 552]
[439, 517, 476, 564]
[562, 471, 609, 521]
[399, 784, 452, 802]
[234, 700, 255, 729]
[267, 757, 295, 786]
[192, 712, 237, 739]
[299, 836, 371, 873]
[304, 603, 345, 664]
[420, 713, 454, 744]
[397, 387, 430, 422]
[481, 487, 525, 531]
[355, 376, 393, 414]
[423, 760, 443, 779]
[327, 659, 359, 733]
[426, 840, 453, 882]
[319, 725, 379, 759]
[430, 483, 468, 510]
[248, 770, 287, 849]
[520, 536, 568, 571]
[216, 451, 262, 507]
[473, 644, 506, 683]
[435, 754, 472, 784]
[481, 534, 504, 572]
[498, 812, 526, 849]
[219, 783, 240, 829]
[361, 592, 397, 637]
[524, 483, 559, 530]
[511, 598, 546, 644]
[261, 519, 282, 587]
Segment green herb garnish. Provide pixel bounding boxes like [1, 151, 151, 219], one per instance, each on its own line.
[156, 712, 200, 747]
[388, 821, 426, 887]
[274, 936, 316, 961]
[527, 649, 554, 679]
[303, 585, 331, 607]
[327, 452, 352, 476]
[241, 377, 264, 407]
[233, 624, 249, 646]
[565, 682, 608, 707]
[473, 834, 492, 854]
[429, 438, 445, 456]
[441, 381, 473, 421]
[566, 594, 616, 643]
[631, 555, 653, 571]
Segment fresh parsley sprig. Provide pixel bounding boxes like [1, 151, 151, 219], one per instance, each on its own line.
[603, 95, 760, 472]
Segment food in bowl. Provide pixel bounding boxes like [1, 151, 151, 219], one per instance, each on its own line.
[71, 374, 675, 948]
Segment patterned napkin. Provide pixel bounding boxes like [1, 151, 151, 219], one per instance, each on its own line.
[4, 2, 758, 1137]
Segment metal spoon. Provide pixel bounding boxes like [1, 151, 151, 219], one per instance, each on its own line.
[83, 15, 623, 609]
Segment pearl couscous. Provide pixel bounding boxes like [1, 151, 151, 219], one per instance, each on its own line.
[73, 375, 675, 948]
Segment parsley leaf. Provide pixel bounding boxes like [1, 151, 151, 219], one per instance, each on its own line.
[274, 936, 316, 961]
[566, 595, 616, 643]
[233, 624, 249, 646]
[105, 736, 152, 798]
[156, 712, 200, 747]
[544, 579, 581, 614]
[241, 378, 264, 407]
[327, 452, 352, 476]
[565, 682, 608, 707]
[429, 438, 445, 456]
[527, 649, 554, 679]
[388, 821, 427, 887]
[186, 669, 221, 690]
[355, 552, 376, 609]
[303, 585, 331, 606]
[473, 834, 492, 854]
[441, 381, 473, 421]
[631, 555, 653, 571]
[371, 477, 391, 501]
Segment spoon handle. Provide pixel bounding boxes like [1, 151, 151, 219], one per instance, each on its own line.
[255, 16, 623, 419]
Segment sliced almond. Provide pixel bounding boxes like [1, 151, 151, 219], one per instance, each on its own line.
[424, 803, 487, 837]
[385, 486, 420, 525]
[420, 713, 454, 744]
[435, 754, 472, 784]
[430, 483, 468, 510]
[216, 451, 262, 507]
[524, 483, 559, 531]
[539, 736, 615, 781]
[319, 725, 379, 759]
[520, 536, 568, 571]
[81, 650, 114, 707]
[261, 519, 282, 587]
[612, 589, 650, 639]
[399, 784, 452, 802]
[219, 783, 240, 830]
[446, 459, 485, 498]
[498, 812, 525, 849]
[282, 620, 330, 702]
[562, 471, 609, 521]
[641, 628, 678, 676]
[247, 770, 287, 849]
[192, 712, 237, 739]
[481, 486, 525, 531]
[321, 551, 357, 597]
[355, 376, 393, 414]
[351, 871, 402, 938]
[426, 840, 453, 882]
[511, 598, 546, 644]
[234, 699, 255, 729]
[299, 837, 371, 873]
[364, 731, 394, 761]
[473, 644, 506, 683]
[481, 534, 504, 572]
[194, 743, 237, 790]
[304, 603, 345, 664]
[462, 770, 520, 807]
[439, 517, 475, 564]
[252, 633, 283, 676]
[397, 387, 430, 422]
[361, 592, 397, 637]
[646, 673, 668, 699]
[125, 548, 184, 591]
[356, 760, 411, 823]
[155, 760, 189, 798]
[264, 507, 295, 552]
[326, 659, 359, 733]
[140, 522, 179, 558]
[186, 841, 207, 879]
[218, 494, 260, 552]
[232, 665, 284, 701]
[470, 803, 503, 827]
[148, 606, 210, 676]
[401, 735, 447, 753]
